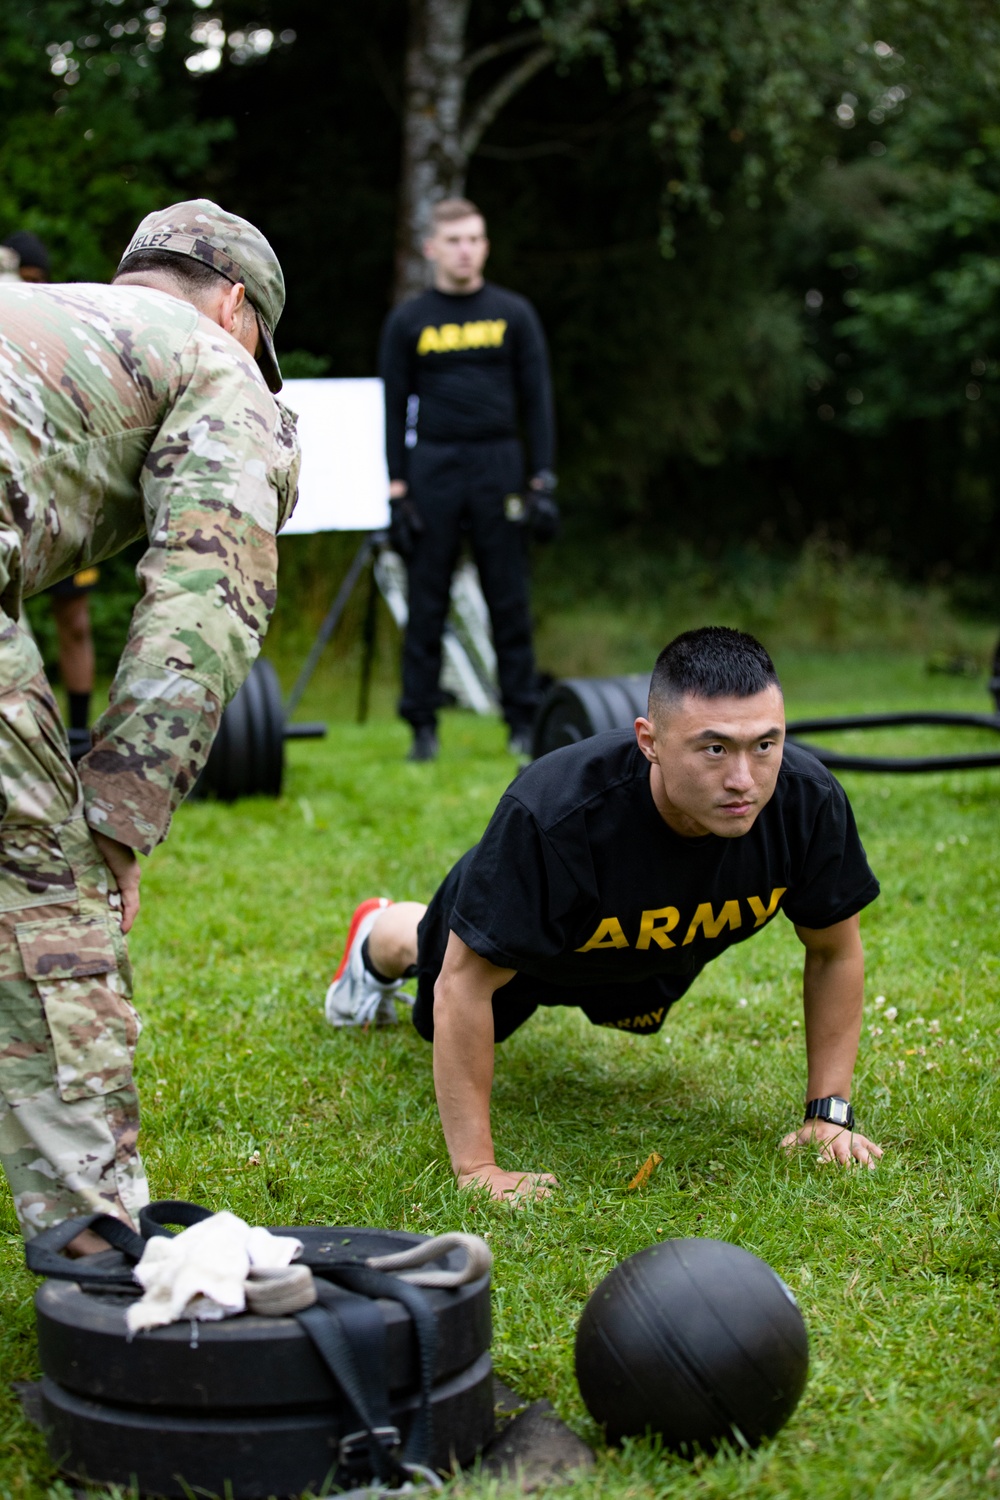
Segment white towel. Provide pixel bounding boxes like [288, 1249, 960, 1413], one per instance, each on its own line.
[125, 1211, 303, 1332]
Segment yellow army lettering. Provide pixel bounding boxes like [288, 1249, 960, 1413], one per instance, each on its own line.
[416, 319, 507, 356]
[747, 887, 787, 927]
[575, 889, 787, 953]
[602, 1007, 666, 1031]
[575, 917, 629, 952]
[635, 906, 680, 950]
[682, 900, 741, 946]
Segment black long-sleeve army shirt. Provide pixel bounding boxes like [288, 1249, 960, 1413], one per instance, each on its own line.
[378, 282, 556, 482]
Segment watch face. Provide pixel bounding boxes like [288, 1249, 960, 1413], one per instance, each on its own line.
[829, 1099, 849, 1125]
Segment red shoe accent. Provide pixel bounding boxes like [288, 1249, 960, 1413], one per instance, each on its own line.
[331, 898, 392, 982]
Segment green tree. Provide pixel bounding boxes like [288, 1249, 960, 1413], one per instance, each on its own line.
[0, 0, 230, 278]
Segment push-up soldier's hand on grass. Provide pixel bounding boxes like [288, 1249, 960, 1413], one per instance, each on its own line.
[780, 1118, 883, 1168]
[780, 915, 883, 1168]
[430, 933, 559, 1200]
[457, 1164, 558, 1202]
[93, 830, 141, 934]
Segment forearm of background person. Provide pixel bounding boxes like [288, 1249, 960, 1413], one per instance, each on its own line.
[432, 931, 557, 1200]
[781, 914, 883, 1166]
[514, 303, 556, 476]
[378, 311, 411, 484]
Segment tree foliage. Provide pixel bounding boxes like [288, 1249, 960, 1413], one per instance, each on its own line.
[0, 1, 232, 279]
[4, 1, 1000, 584]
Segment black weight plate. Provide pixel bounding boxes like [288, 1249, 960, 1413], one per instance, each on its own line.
[40, 1351, 495, 1498]
[197, 659, 285, 801]
[532, 676, 650, 759]
[230, 659, 259, 800]
[36, 1235, 491, 1411]
[256, 655, 285, 796]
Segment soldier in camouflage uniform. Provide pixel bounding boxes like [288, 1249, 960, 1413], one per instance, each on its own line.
[0, 200, 300, 1250]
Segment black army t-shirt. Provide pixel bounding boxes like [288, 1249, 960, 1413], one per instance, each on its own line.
[415, 730, 879, 1036]
[378, 283, 555, 480]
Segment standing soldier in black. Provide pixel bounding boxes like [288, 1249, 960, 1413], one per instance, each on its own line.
[379, 198, 557, 761]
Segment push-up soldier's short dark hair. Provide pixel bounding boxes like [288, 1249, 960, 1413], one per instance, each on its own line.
[113, 249, 232, 296]
[648, 627, 780, 717]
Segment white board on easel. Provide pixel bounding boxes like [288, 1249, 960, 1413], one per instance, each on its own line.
[278, 378, 390, 534]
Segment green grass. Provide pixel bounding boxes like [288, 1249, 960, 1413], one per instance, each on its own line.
[4, 640, 1000, 1500]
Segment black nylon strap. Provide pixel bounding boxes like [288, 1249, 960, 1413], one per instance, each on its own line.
[94, 1214, 148, 1258]
[139, 1200, 214, 1239]
[335, 1264, 438, 1466]
[25, 1212, 145, 1280]
[296, 1284, 405, 1484]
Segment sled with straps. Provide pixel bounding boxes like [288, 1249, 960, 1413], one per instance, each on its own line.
[26, 1201, 495, 1498]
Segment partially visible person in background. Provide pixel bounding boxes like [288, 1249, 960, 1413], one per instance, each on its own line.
[379, 198, 558, 762]
[2, 230, 98, 757]
[2, 230, 51, 284]
[47, 569, 100, 760]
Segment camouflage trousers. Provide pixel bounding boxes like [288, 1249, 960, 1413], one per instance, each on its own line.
[0, 614, 148, 1240]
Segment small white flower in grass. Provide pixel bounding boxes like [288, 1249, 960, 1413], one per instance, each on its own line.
[738, 997, 748, 1008]
[875, 996, 886, 1007]
[885, 1006, 898, 1021]
[935, 842, 945, 853]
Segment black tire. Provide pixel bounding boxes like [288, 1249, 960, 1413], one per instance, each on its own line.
[36, 1229, 491, 1411]
[532, 676, 650, 759]
[40, 1351, 495, 1497]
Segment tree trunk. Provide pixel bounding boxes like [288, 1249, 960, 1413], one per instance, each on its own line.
[394, 0, 472, 302]
[393, 0, 558, 302]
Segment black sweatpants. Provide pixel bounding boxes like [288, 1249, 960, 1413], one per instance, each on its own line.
[400, 437, 539, 732]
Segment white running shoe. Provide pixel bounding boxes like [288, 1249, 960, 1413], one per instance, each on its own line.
[324, 898, 402, 1028]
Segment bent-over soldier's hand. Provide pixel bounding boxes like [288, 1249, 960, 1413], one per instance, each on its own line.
[780, 1118, 883, 1168]
[457, 1164, 558, 1202]
[92, 831, 141, 934]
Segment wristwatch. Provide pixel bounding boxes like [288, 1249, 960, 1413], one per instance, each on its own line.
[804, 1096, 855, 1130]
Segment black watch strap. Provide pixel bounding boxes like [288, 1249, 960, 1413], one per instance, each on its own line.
[805, 1095, 855, 1130]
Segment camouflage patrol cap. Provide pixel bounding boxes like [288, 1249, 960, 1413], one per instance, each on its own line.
[117, 199, 286, 392]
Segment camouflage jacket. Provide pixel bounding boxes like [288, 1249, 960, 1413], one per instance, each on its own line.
[0, 282, 300, 854]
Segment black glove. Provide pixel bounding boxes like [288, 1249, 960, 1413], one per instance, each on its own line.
[527, 472, 560, 543]
[388, 496, 424, 559]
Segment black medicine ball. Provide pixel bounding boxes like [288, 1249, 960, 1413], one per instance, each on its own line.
[575, 1238, 808, 1454]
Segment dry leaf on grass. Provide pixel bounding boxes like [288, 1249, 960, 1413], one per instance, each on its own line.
[627, 1152, 662, 1190]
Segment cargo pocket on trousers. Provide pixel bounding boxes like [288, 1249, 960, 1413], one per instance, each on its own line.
[16, 915, 141, 1103]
